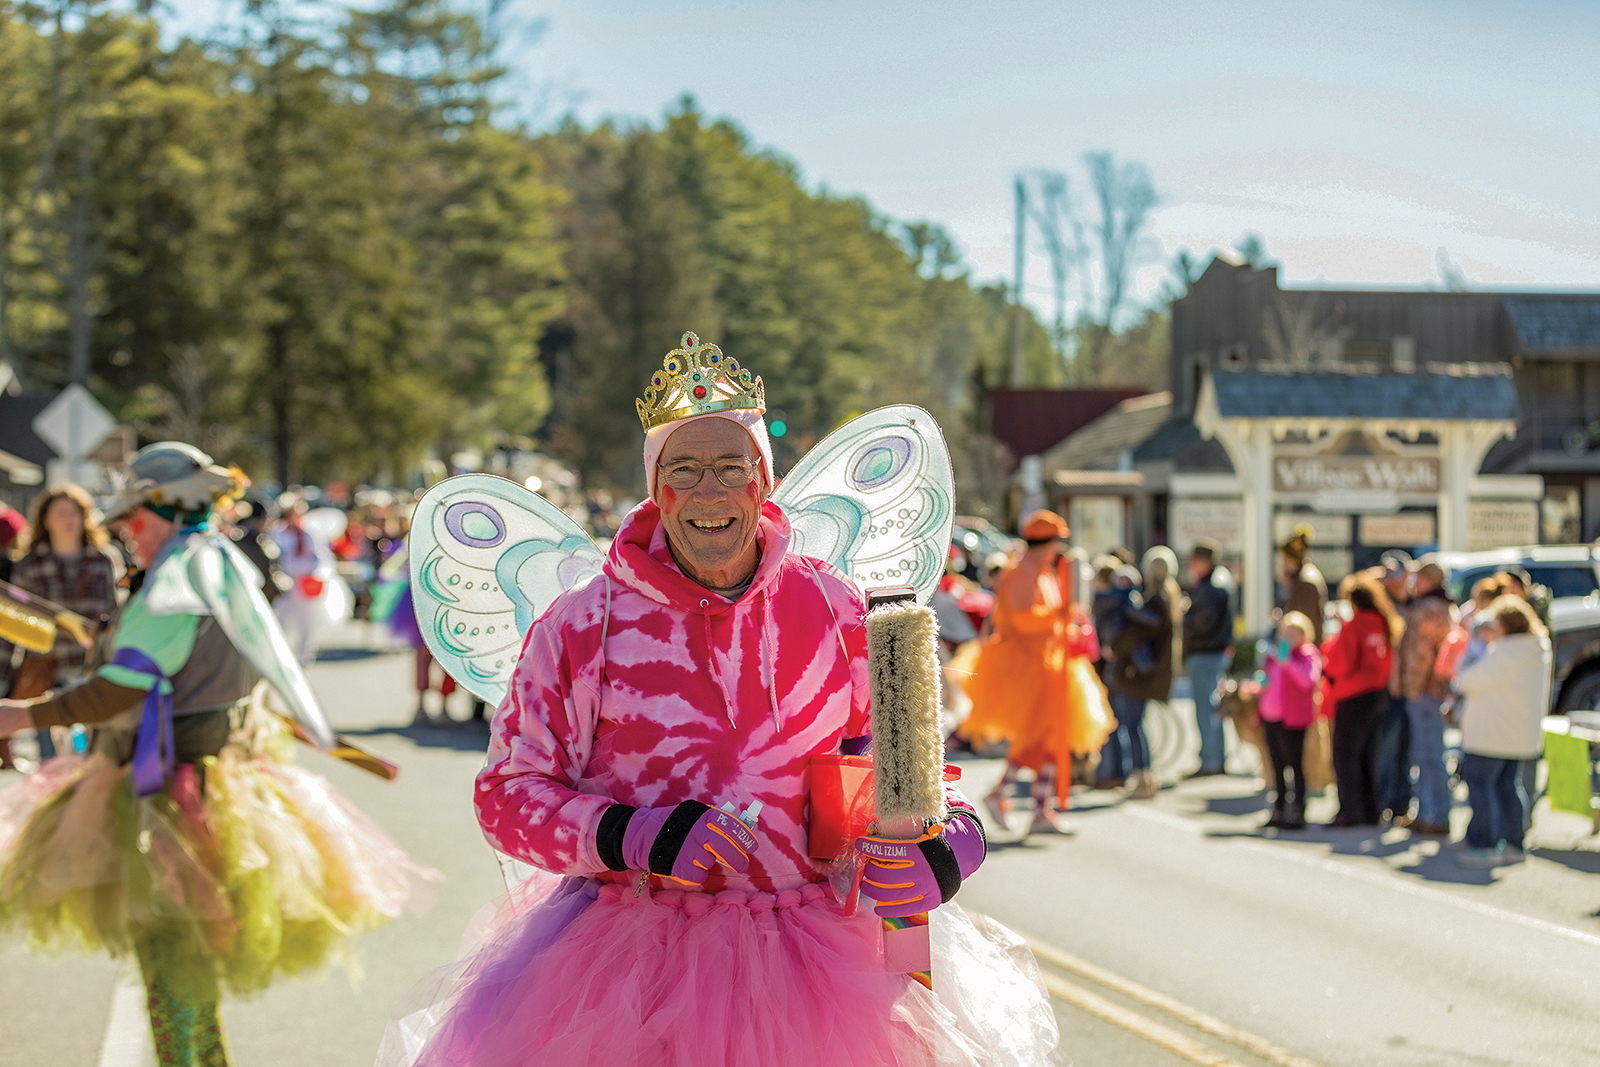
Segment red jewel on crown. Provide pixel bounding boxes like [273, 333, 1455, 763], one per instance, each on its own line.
[692, 385, 708, 399]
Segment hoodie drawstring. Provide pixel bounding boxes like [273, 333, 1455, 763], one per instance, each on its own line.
[700, 602, 739, 725]
[759, 590, 782, 731]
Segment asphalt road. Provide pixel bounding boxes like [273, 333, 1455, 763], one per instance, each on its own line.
[3, 629, 1598, 1066]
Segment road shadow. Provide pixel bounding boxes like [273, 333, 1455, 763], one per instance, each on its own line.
[983, 837, 1058, 852]
[1531, 847, 1600, 876]
[1202, 793, 1269, 816]
[1394, 848, 1494, 886]
[315, 645, 401, 663]
[341, 719, 490, 751]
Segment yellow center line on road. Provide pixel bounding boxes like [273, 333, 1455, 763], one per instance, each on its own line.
[967, 910, 1324, 1067]
[1038, 969, 1251, 1067]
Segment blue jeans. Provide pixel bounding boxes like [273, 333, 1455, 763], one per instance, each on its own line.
[1459, 753, 1525, 850]
[1373, 695, 1412, 818]
[1406, 695, 1451, 825]
[1103, 691, 1150, 774]
[1186, 652, 1228, 772]
[1518, 756, 1540, 832]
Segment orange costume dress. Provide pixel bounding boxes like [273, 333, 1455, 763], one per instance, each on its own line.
[959, 555, 1114, 805]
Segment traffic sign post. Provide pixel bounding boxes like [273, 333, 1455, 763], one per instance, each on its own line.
[33, 383, 116, 489]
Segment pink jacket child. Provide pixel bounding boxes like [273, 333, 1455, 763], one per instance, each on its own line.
[1260, 639, 1322, 729]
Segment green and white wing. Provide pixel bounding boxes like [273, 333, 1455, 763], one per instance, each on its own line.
[408, 474, 604, 707]
[772, 404, 955, 605]
[187, 536, 338, 749]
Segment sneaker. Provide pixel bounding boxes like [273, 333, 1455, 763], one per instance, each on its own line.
[1455, 847, 1501, 869]
[1029, 812, 1077, 836]
[1124, 771, 1157, 800]
[983, 791, 1010, 827]
[1499, 846, 1527, 865]
[1404, 819, 1450, 836]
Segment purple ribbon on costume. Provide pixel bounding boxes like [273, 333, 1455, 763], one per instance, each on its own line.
[114, 647, 174, 797]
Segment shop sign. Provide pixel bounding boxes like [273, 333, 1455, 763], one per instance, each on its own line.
[1305, 548, 1355, 584]
[1068, 496, 1125, 558]
[1273, 512, 1351, 547]
[1170, 498, 1243, 555]
[1274, 456, 1440, 495]
[1467, 501, 1538, 551]
[1358, 513, 1436, 546]
[1311, 488, 1400, 514]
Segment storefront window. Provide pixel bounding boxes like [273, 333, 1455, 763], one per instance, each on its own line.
[1542, 486, 1581, 544]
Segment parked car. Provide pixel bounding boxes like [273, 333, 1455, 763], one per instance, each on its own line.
[1437, 545, 1600, 712]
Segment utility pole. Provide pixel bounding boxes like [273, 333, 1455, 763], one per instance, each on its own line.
[1010, 175, 1027, 387]
[0, 163, 10, 368]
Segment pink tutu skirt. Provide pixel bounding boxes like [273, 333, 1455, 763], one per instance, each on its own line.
[379, 873, 1062, 1067]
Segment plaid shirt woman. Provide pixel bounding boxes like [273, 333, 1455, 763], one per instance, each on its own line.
[10, 485, 122, 677]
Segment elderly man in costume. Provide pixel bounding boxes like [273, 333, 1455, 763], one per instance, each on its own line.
[380, 336, 1059, 1067]
[0, 443, 424, 1067]
[957, 510, 1113, 834]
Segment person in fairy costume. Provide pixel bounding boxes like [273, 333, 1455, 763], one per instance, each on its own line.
[379, 334, 1061, 1067]
[0, 443, 427, 1067]
[958, 509, 1114, 834]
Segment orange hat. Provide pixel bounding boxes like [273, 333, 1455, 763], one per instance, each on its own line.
[1021, 509, 1069, 541]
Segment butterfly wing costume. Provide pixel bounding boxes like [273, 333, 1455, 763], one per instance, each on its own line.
[381, 334, 1061, 1067]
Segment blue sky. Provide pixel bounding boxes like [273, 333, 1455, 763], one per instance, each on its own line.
[163, 0, 1600, 317]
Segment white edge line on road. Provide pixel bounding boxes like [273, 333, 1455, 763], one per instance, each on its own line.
[98, 960, 153, 1067]
[1121, 804, 1600, 951]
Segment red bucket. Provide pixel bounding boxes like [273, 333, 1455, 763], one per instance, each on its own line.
[807, 754, 875, 861]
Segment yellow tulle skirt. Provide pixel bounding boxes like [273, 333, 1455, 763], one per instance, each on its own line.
[0, 707, 429, 1002]
[958, 633, 1116, 784]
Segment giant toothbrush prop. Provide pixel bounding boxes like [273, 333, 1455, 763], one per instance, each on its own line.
[860, 588, 955, 988]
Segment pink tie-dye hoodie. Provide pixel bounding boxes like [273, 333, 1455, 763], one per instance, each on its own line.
[476, 498, 968, 893]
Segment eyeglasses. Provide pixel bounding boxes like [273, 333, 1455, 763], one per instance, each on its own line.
[657, 458, 758, 491]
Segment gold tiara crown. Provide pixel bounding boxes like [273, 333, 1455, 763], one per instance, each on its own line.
[636, 331, 766, 431]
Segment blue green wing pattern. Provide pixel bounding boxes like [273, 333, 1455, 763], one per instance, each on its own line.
[408, 474, 604, 707]
[772, 404, 955, 604]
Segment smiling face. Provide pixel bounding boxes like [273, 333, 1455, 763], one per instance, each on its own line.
[654, 417, 767, 592]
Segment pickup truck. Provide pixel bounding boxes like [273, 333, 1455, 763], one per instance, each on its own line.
[1438, 545, 1600, 712]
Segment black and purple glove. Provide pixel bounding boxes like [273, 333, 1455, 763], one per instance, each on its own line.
[595, 801, 757, 886]
[854, 809, 986, 918]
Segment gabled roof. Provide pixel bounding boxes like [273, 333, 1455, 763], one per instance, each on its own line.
[1210, 366, 1519, 422]
[1505, 296, 1600, 355]
[987, 387, 1147, 460]
[1042, 392, 1172, 471]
